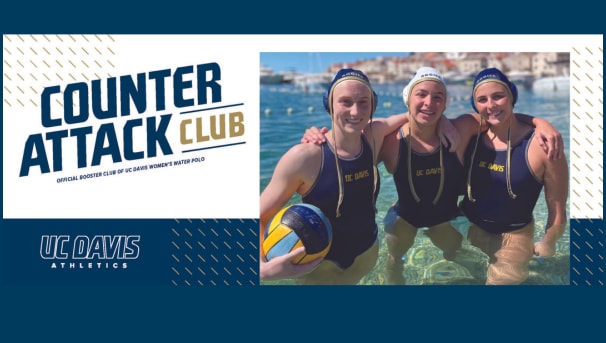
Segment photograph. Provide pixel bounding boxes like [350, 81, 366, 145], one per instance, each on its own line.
[259, 51, 571, 285]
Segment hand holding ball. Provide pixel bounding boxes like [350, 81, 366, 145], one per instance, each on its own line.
[262, 204, 333, 264]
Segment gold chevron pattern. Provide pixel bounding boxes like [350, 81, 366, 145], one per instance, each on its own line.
[3, 34, 115, 110]
[170, 218, 259, 286]
[570, 45, 604, 219]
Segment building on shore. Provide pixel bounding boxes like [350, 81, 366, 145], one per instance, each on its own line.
[324, 52, 570, 86]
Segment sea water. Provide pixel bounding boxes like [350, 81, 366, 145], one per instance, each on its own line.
[260, 82, 571, 285]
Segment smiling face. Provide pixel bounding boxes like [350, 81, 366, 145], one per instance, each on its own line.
[331, 79, 373, 134]
[409, 80, 446, 127]
[473, 81, 514, 126]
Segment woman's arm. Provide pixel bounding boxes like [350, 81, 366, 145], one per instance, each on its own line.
[458, 112, 564, 160]
[516, 113, 564, 160]
[533, 148, 569, 257]
[259, 145, 324, 280]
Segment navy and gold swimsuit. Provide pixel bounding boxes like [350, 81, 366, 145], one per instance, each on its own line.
[460, 129, 543, 233]
[392, 128, 465, 228]
[303, 136, 379, 269]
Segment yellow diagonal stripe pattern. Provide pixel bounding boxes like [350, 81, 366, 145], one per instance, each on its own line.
[570, 46, 603, 219]
[170, 218, 259, 286]
[3, 34, 115, 111]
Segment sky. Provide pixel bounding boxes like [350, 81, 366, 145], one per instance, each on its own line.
[260, 52, 410, 73]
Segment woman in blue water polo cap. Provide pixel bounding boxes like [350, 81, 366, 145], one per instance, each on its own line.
[459, 67, 569, 285]
[260, 68, 412, 284]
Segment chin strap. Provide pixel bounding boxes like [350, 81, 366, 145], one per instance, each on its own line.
[332, 126, 344, 218]
[407, 119, 444, 205]
[466, 117, 483, 203]
[332, 122, 379, 218]
[506, 118, 517, 199]
[371, 122, 378, 213]
[467, 116, 517, 202]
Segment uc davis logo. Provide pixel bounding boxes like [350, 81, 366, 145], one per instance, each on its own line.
[40, 235, 140, 269]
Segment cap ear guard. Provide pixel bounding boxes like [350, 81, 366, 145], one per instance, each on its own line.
[470, 90, 478, 113]
[510, 81, 518, 105]
[323, 89, 330, 113]
[402, 84, 411, 108]
[369, 90, 379, 117]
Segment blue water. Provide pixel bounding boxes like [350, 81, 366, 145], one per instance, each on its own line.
[260, 82, 571, 285]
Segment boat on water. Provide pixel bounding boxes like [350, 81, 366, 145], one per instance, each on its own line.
[532, 75, 570, 92]
[279, 70, 297, 84]
[507, 70, 534, 90]
[442, 71, 473, 85]
[293, 73, 332, 93]
[260, 65, 284, 85]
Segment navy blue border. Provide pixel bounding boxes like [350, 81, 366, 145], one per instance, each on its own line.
[2, 3, 604, 341]
[1, 2, 604, 34]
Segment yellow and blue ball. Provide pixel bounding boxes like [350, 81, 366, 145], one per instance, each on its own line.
[263, 204, 333, 265]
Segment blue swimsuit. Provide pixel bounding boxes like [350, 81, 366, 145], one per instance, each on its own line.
[393, 128, 465, 228]
[460, 129, 543, 233]
[303, 136, 379, 269]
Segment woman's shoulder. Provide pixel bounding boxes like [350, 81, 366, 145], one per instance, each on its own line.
[275, 143, 323, 179]
[287, 142, 323, 159]
[452, 113, 480, 131]
[517, 120, 535, 140]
